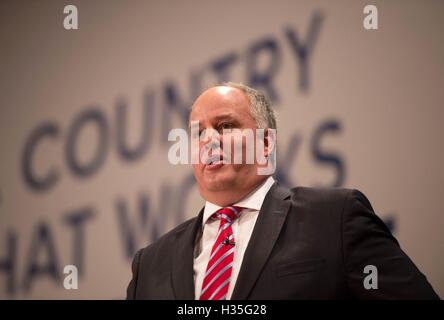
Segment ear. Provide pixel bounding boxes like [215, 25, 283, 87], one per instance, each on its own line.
[263, 128, 277, 158]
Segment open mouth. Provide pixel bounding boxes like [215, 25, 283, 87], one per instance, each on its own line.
[204, 154, 225, 168]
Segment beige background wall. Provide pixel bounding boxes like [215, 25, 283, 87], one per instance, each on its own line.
[1, 0, 443, 299]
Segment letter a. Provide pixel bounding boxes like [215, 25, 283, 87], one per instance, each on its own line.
[363, 265, 378, 290]
[363, 5, 378, 30]
[63, 5, 79, 30]
[63, 265, 78, 289]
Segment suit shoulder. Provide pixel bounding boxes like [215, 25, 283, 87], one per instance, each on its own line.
[138, 216, 198, 255]
[286, 186, 372, 214]
[289, 186, 354, 203]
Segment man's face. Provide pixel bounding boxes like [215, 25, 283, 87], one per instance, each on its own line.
[190, 86, 264, 202]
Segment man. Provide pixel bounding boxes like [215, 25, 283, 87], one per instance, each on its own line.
[126, 83, 439, 300]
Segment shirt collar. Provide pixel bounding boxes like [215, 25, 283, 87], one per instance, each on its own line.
[202, 176, 275, 226]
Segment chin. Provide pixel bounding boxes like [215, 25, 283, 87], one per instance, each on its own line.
[203, 180, 231, 192]
[202, 174, 236, 192]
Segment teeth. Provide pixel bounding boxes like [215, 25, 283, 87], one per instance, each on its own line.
[206, 156, 223, 165]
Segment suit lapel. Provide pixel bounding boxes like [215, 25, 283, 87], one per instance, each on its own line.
[171, 208, 204, 300]
[231, 183, 292, 300]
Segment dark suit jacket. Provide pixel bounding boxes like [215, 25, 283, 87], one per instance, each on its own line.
[126, 183, 439, 299]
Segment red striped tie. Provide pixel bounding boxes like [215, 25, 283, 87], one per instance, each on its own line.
[199, 206, 241, 300]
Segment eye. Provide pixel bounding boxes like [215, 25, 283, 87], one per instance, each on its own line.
[190, 128, 201, 139]
[219, 122, 234, 132]
[197, 127, 206, 137]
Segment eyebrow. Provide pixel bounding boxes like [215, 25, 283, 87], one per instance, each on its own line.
[188, 113, 238, 130]
[212, 114, 237, 123]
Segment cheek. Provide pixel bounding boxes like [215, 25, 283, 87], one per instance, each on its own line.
[192, 164, 201, 177]
[222, 134, 245, 159]
[227, 134, 256, 164]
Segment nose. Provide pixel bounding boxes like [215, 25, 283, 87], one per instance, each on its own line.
[201, 128, 220, 145]
[203, 139, 220, 154]
[200, 128, 222, 158]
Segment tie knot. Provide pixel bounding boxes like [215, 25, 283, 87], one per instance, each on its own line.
[212, 206, 241, 223]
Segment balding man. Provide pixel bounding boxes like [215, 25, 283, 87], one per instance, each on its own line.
[127, 83, 439, 300]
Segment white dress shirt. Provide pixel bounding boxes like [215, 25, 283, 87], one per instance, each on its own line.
[193, 176, 275, 300]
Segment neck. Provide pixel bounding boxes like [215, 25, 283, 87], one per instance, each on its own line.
[202, 176, 269, 207]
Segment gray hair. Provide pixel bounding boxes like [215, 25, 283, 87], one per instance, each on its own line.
[222, 82, 277, 130]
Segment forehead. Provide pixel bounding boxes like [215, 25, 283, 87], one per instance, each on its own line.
[190, 86, 252, 122]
